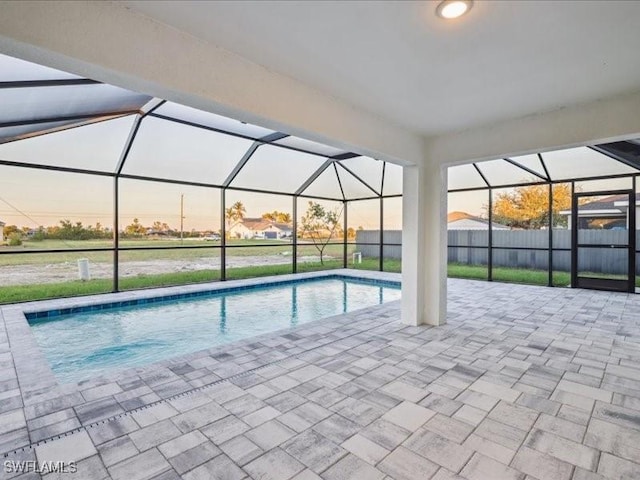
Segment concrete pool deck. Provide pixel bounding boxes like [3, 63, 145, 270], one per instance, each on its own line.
[0, 271, 639, 479]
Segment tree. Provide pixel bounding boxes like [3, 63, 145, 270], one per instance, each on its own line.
[58, 219, 92, 240]
[262, 211, 276, 221]
[3, 225, 19, 237]
[150, 221, 172, 234]
[491, 184, 572, 229]
[31, 226, 46, 241]
[124, 218, 147, 237]
[225, 201, 246, 238]
[279, 212, 292, 223]
[225, 201, 246, 226]
[7, 232, 22, 246]
[299, 201, 342, 264]
[262, 210, 292, 223]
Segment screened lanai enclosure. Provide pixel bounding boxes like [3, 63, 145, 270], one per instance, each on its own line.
[448, 142, 640, 293]
[3, 51, 640, 304]
[0, 54, 403, 303]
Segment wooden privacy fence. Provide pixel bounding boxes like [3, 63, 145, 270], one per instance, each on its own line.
[356, 230, 640, 274]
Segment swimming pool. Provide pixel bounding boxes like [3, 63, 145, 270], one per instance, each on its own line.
[27, 276, 400, 383]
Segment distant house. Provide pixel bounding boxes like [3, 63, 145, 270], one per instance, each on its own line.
[447, 211, 509, 230]
[559, 194, 639, 229]
[0, 220, 4, 242]
[229, 218, 293, 239]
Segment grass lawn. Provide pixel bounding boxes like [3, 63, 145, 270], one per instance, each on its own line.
[2, 257, 636, 305]
[447, 263, 640, 288]
[448, 263, 571, 286]
[0, 256, 401, 304]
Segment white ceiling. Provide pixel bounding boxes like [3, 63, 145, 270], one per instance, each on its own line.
[122, 0, 640, 137]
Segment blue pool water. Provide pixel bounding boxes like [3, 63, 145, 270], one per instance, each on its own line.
[28, 277, 400, 383]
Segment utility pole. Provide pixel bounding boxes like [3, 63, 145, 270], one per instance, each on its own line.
[180, 193, 184, 244]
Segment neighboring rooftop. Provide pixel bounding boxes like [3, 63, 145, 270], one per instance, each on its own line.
[447, 211, 509, 230]
[447, 211, 479, 223]
[232, 218, 292, 231]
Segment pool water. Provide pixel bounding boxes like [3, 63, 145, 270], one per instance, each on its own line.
[28, 277, 400, 383]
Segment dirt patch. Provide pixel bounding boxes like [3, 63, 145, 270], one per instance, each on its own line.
[0, 255, 334, 286]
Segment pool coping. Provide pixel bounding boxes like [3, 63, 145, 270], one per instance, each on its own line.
[25, 271, 400, 321]
[0, 269, 401, 451]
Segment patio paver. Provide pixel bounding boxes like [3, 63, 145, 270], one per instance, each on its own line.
[0, 275, 640, 479]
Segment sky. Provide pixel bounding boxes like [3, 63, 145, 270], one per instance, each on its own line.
[4, 102, 631, 231]
[3, 162, 635, 233]
[3, 145, 634, 233]
[0, 166, 401, 232]
[0, 116, 404, 232]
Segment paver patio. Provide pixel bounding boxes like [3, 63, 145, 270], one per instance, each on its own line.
[1, 274, 640, 479]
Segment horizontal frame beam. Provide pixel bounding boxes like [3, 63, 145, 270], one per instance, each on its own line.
[0, 78, 100, 89]
[0, 109, 141, 129]
[448, 171, 639, 193]
[0, 113, 131, 146]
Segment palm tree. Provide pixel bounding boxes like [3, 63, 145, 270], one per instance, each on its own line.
[261, 210, 292, 224]
[225, 201, 246, 236]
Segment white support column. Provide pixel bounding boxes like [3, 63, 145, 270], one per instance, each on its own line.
[401, 162, 448, 326]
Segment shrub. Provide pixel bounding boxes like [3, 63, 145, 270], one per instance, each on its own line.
[7, 232, 22, 246]
[31, 228, 46, 241]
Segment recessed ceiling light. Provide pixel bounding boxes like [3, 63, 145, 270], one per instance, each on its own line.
[436, 0, 473, 19]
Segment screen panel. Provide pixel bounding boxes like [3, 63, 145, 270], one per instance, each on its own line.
[336, 164, 377, 200]
[448, 164, 486, 190]
[225, 190, 292, 241]
[0, 119, 98, 144]
[476, 159, 540, 187]
[225, 190, 293, 278]
[383, 162, 403, 196]
[231, 144, 327, 194]
[542, 147, 637, 180]
[296, 198, 344, 272]
[0, 84, 150, 124]
[122, 116, 253, 184]
[0, 251, 113, 304]
[302, 165, 344, 200]
[154, 102, 276, 140]
[339, 156, 383, 194]
[118, 248, 220, 290]
[347, 199, 380, 244]
[118, 179, 221, 245]
[492, 185, 549, 243]
[0, 115, 135, 171]
[508, 154, 548, 179]
[383, 197, 402, 244]
[348, 199, 380, 271]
